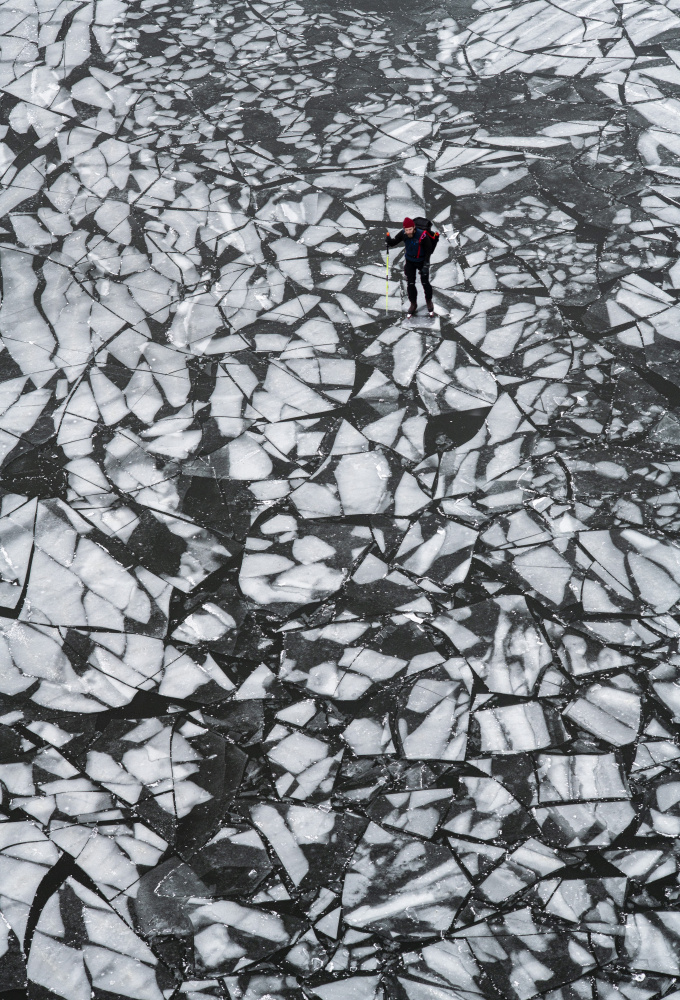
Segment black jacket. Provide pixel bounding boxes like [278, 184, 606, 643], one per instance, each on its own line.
[386, 227, 436, 261]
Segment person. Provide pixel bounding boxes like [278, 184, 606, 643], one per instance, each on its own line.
[385, 217, 436, 318]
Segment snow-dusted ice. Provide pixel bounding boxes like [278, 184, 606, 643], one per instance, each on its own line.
[4, 0, 680, 996]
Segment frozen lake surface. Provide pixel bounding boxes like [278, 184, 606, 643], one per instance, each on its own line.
[2, 0, 680, 996]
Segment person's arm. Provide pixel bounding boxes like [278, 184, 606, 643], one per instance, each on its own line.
[385, 229, 404, 248]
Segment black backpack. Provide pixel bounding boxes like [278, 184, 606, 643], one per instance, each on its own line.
[413, 216, 439, 257]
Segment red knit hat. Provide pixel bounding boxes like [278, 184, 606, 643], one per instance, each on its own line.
[403, 217, 415, 228]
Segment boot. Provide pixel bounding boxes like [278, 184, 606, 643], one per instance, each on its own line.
[426, 299, 435, 317]
[407, 302, 417, 318]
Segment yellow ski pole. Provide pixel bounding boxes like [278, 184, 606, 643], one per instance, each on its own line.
[385, 233, 389, 314]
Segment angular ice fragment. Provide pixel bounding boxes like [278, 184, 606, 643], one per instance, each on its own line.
[343, 823, 468, 935]
[476, 703, 567, 754]
[625, 913, 680, 974]
[27, 934, 91, 1000]
[563, 682, 641, 746]
[335, 452, 391, 514]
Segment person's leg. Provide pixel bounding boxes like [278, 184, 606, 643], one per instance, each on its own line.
[420, 261, 433, 309]
[404, 259, 418, 312]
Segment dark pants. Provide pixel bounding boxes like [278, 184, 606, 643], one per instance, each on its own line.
[405, 258, 432, 304]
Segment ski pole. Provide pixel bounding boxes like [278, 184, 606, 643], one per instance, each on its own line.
[385, 233, 389, 314]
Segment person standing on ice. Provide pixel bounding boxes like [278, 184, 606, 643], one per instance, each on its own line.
[385, 216, 439, 318]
